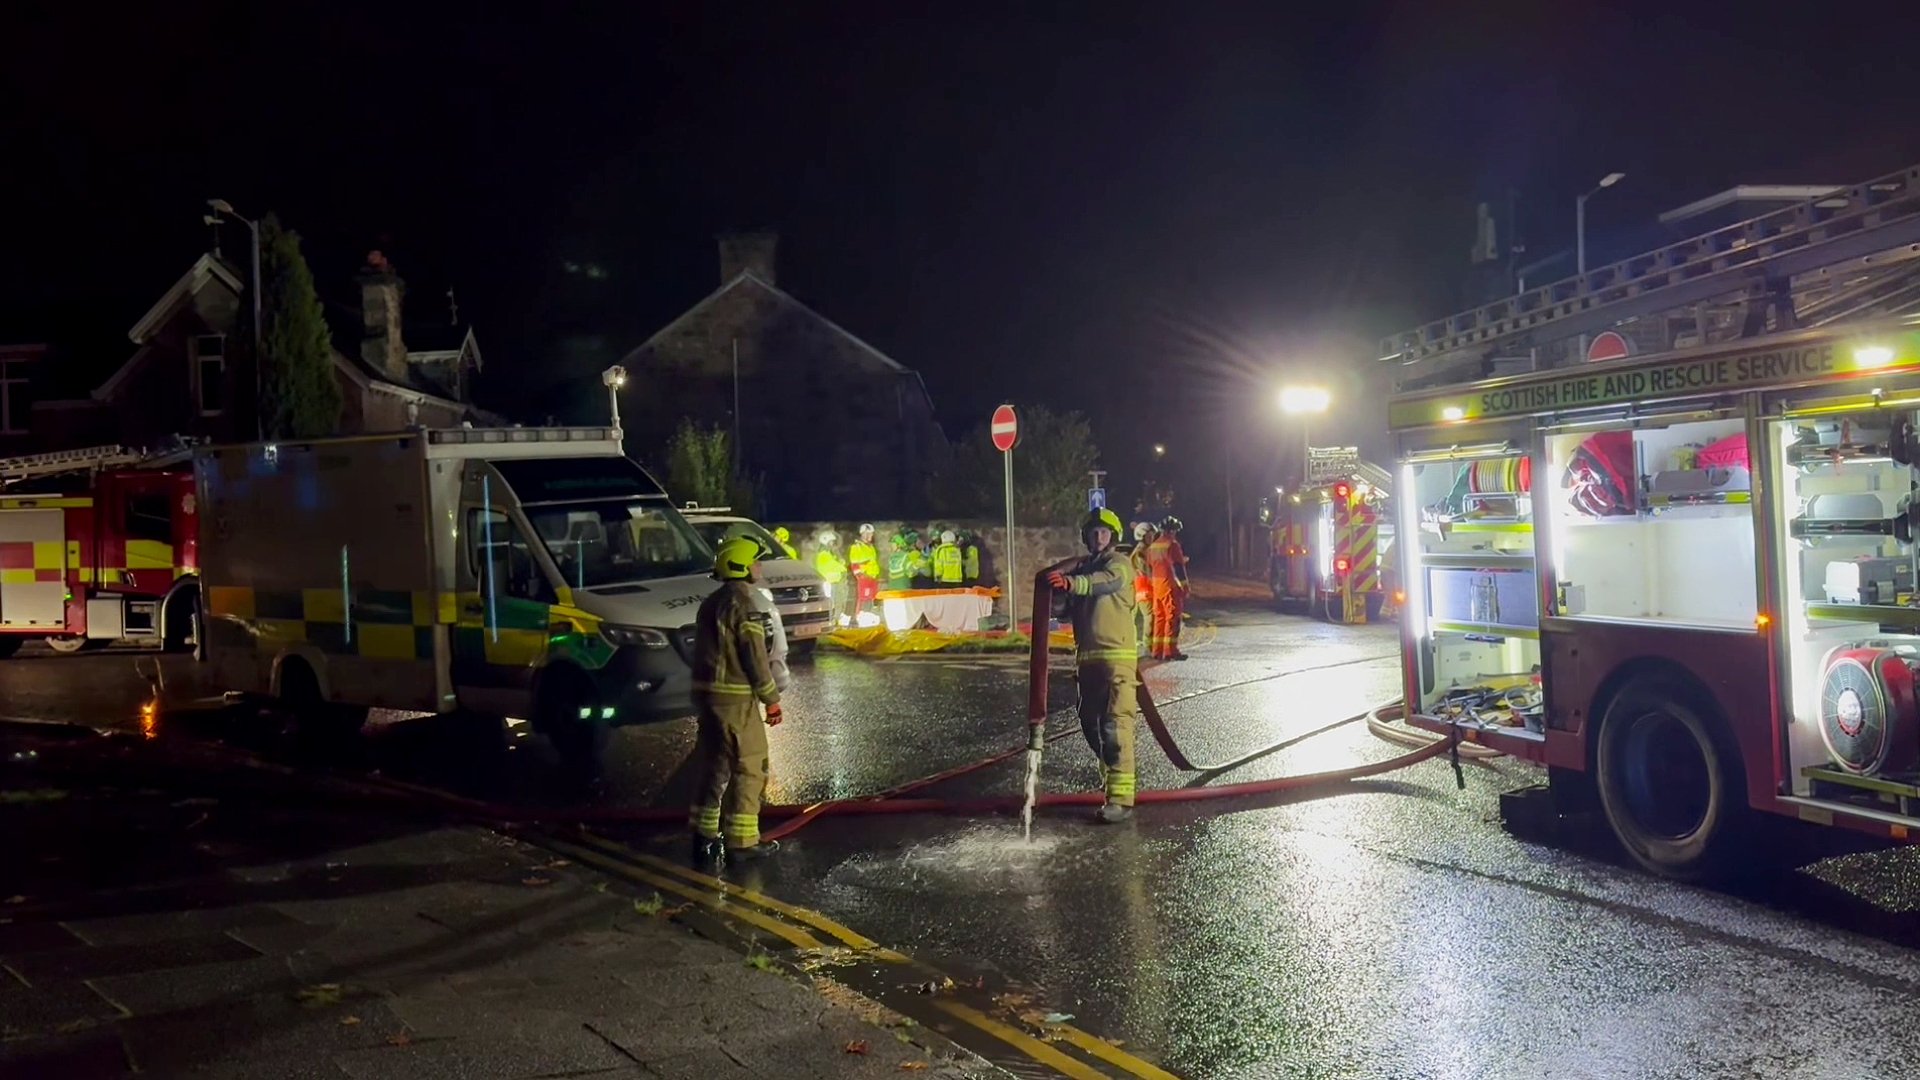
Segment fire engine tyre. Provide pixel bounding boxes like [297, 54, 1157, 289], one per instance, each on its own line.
[44, 636, 103, 655]
[1595, 677, 1745, 881]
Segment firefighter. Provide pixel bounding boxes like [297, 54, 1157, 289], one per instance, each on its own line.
[1159, 516, 1191, 660]
[688, 535, 785, 862]
[1130, 521, 1157, 656]
[771, 526, 798, 560]
[813, 531, 849, 622]
[932, 529, 965, 585]
[1046, 507, 1139, 823]
[849, 524, 881, 618]
[960, 530, 982, 583]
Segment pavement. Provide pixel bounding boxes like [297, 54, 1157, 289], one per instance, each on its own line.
[0, 736, 989, 1079]
[10, 598, 1920, 1077]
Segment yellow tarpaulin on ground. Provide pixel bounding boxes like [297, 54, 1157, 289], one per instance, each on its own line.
[822, 626, 1077, 656]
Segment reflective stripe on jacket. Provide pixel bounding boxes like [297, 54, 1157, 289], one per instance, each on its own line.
[691, 581, 779, 705]
[1062, 547, 1137, 662]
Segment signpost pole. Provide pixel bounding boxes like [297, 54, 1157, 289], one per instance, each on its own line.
[1003, 447, 1015, 621]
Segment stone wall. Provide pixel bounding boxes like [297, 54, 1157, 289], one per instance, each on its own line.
[775, 519, 1083, 622]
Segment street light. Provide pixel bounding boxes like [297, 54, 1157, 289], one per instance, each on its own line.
[207, 199, 263, 439]
[1152, 443, 1166, 458]
[1278, 386, 1331, 485]
[602, 365, 628, 439]
[1575, 172, 1626, 276]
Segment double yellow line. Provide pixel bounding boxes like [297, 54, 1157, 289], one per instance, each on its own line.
[539, 829, 1181, 1080]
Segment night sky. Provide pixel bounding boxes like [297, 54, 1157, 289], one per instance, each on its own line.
[8, 0, 1920, 527]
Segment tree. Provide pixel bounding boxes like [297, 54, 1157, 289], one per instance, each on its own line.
[942, 406, 1101, 525]
[663, 420, 756, 512]
[256, 216, 342, 439]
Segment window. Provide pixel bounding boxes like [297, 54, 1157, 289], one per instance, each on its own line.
[526, 498, 710, 590]
[467, 509, 554, 604]
[126, 494, 173, 545]
[192, 335, 226, 416]
[0, 356, 28, 435]
[1546, 416, 1756, 628]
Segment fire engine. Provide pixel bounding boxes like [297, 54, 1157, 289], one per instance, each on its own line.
[1385, 161, 1920, 879]
[0, 444, 200, 657]
[1267, 449, 1394, 623]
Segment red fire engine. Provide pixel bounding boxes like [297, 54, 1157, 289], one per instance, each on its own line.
[0, 445, 200, 657]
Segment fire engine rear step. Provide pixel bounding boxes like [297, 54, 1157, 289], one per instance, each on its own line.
[1801, 764, 1920, 818]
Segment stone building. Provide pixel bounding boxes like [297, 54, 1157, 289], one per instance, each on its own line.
[619, 233, 949, 520]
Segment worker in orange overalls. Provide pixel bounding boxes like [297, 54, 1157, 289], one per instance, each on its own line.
[1159, 517, 1190, 659]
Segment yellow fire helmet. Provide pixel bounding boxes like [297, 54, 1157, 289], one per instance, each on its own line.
[713, 534, 763, 581]
[1081, 507, 1124, 551]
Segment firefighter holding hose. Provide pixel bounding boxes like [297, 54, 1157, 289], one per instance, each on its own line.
[1046, 507, 1140, 823]
[688, 535, 785, 862]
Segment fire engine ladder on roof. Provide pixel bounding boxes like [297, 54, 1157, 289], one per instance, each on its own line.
[0, 445, 147, 488]
[1353, 460, 1394, 496]
[1380, 162, 1920, 379]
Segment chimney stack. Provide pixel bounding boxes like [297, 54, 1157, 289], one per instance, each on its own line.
[717, 231, 778, 286]
[357, 251, 408, 382]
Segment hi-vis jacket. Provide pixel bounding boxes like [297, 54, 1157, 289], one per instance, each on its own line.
[849, 541, 881, 578]
[932, 543, 964, 583]
[1061, 548, 1138, 663]
[691, 581, 780, 705]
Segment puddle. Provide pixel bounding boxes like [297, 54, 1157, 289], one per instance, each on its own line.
[834, 823, 1080, 896]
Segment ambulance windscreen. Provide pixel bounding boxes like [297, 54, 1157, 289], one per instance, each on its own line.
[491, 457, 665, 505]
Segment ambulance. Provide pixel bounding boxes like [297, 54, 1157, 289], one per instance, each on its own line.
[197, 427, 744, 762]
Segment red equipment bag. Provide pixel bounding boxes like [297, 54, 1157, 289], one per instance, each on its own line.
[1695, 433, 1749, 470]
[1564, 430, 1636, 517]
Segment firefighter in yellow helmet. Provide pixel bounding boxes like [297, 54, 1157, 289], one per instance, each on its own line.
[1046, 507, 1140, 823]
[688, 535, 785, 862]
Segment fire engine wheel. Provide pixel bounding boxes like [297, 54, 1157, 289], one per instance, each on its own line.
[44, 636, 102, 655]
[1595, 677, 1744, 881]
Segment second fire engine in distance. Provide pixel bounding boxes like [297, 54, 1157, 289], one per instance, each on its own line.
[196, 427, 746, 766]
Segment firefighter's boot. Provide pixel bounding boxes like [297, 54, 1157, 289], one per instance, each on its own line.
[1094, 801, 1134, 824]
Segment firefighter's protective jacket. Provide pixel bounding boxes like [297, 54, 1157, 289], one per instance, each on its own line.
[691, 581, 779, 706]
[1061, 548, 1138, 662]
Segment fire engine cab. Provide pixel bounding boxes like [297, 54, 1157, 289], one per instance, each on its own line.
[0, 444, 200, 657]
[1267, 449, 1394, 623]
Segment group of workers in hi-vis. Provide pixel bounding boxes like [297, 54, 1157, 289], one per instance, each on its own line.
[688, 508, 1195, 861]
[808, 523, 985, 622]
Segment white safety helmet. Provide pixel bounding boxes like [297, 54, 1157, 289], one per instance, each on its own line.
[941, 530, 956, 544]
[858, 523, 875, 538]
[819, 531, 839, 546]
[1134, 521, 1154, 541]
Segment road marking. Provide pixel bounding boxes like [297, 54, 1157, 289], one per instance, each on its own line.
[931, 1001, 1111, 1080]
[572, 828, 1186, 1079]
[582, 836, 910, 960]
[537, 836, 827, 951]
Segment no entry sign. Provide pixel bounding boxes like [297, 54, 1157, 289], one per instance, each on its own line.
[991, 404, 1019, 452]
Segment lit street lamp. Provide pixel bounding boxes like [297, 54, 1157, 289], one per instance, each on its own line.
[1278, 386, 1331, 485]
[207, 199, 263, 439]
[602, 365, 628, 439]
[1151, 443, 1166, 458]
[1576, 172, 1626, 276]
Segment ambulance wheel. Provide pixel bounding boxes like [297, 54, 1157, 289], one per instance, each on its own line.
[45, 636, 102, 655]
[535, 669, 608, 776]
[1595, 676, 1744, 881]
[278, 660, 366, 739]
[0, 638, 20, 659]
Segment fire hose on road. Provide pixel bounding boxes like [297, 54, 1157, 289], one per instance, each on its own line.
[124, 574, 1475, 837]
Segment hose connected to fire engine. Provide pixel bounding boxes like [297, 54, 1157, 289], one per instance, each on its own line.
[127, 572, 1466, 838]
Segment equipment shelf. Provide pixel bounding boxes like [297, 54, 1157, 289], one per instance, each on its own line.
[1802, 765, 1920, 818]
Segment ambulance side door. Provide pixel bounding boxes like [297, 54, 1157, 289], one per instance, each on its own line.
[451, 503, 555, 716]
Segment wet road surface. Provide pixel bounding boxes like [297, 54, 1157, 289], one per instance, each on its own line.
[10, 607, 1920, 1078]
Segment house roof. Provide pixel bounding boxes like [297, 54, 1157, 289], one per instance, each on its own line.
[624, 272, 910, 375]
[127, 254, 243, 346]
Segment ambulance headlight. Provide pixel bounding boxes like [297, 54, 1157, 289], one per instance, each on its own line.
[601, 624, 671, 649]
